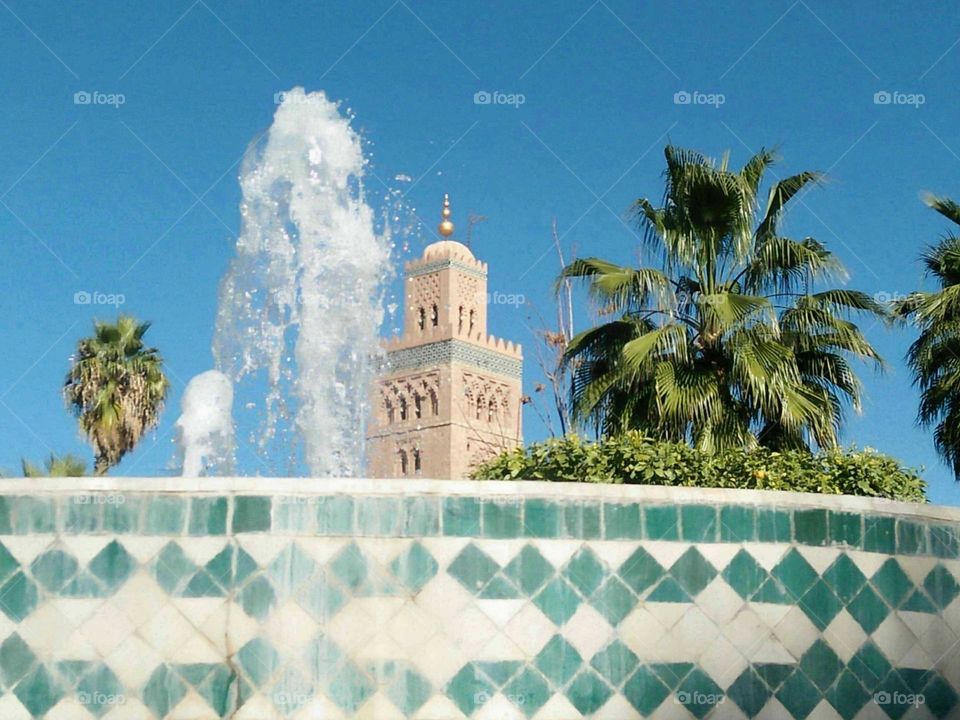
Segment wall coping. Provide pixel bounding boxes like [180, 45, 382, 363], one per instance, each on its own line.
[0, 476, 957, 524]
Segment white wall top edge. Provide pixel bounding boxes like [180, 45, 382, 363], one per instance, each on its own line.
[0, 476, 957, 523]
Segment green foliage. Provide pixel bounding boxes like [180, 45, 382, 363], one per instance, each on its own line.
[471, 433, 926, 502]
[21, 454, 88, 477]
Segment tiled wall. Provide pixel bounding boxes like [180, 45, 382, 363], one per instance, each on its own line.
[0, 480, 958, 719]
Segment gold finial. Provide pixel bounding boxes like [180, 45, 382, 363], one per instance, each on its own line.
[438, 193, 455, 237]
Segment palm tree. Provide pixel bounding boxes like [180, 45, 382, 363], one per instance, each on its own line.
[893, 195, 960, 478]
[21, 454, 87, 477]
[561, 146, 885, 452]
[64, 316, 169, 474]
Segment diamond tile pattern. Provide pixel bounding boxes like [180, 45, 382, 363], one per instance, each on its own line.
[0, 491, 957, 717]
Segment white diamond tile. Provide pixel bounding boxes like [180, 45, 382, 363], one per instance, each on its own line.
[649, 698, 695, 719]
[325, 602, 377, 652]
[918, 617, 959, 664]
[111, 571, 169, 628]
[806, 699, 843, 720]
[412, 633, 469, 687]
[357, 538, 412, 566]
[561, 604, 613, 660]
[845, 551, 888, 579]
[503, 602, 556, 656]
[696, 543, 741, 572]
[619, 606, 668, 660]
[175, 537, 229, 567]
[414, 573, 473, 620]
[199, 601, 259, 655]
[588, 541, 638, 571]
[113, 537, 167, 565]
[742, 543, 789, 572]
[356, 631, 406, 662]
[17, 602, 77, 655]
[0, 695, 32, 720]
[942, 596, 960, 634]
[105, 633, 163, 688]
[533, 540, 582, 570]
[172, 598, 226, 632]
[794, 546, 840, 575]
[235, 536, 289, 567]
[233, 695, 283, 720]
[871, 613, 917, 664]
[592, 693, 638, 719]
[49, 599, 103, 628]
[79, 602, 136, 657]
[413, 695, 468, 720]
[293, 697, 347, 720]
[643, 541, 688, 569]
[475, 693, 525, 720]
[476, 599, 525, 628]
[59, 536, 114, 565]
[900, 556, 938, 588]
[443, 603, 499, 656]
[101, 699, 154, 720]
[60, 628, 99, 660]
[44, 699, 96, 720]
[724, 608, 774, 657]
[168, 690, 218, 720]
[769, 606, 818, 659]
[354, 691, 407, 720]
[2, 536, 55, 566]
[477, 631, 526, 660]
[696, 576, 745, 628]
[755, 698, 791, 720]
[643, 602, 688, 631]
[899, 610, 936, 641]
[420, 536, 472, 568]
[823, 609, 869, 662]
[169, 633, 222, 663]
[751, 602, 792, 627]
[262, 600, 320, 652]
[138, 603, 197, 657]
[669, 606, 720, 658]
[296, 538, 349, 565]
[748, 636, 795, 664]
[385, 601, 439, 652]
[900, 642, 934, 669]
[474, 540, 523, 567]
[531, 693, 583, 720]
[353, 597, 405, 628]
[699, 634, 748, 687]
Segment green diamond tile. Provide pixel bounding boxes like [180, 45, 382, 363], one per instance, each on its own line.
[726, 668, 771, 717]
[237, 638, 280, 687]
[476, 661, 522, 688]
[268, 665, 313, 714]
[0, 571, 38, 621]
[482, 499, 522, 538]
[675, 668, 724, 719]
[233, 496, 271, 533]
[563, 547, 607, 597]
[502, 545, 554, 596]
[142, 664, 187, 719]
[356, 497, 401, 536]
[799, 579, 843, 630]
[446, 663, 494, 716]
[442, 497, 480, 536]
[825, 670, 870, 720]
[923, 565, 960, 609]
[0, 542, 18, 584]
[302, 633, 343, 683]
[751, 577, 794, 604]
[534, 635, 582, 687]
[720, 505, 756, 542]
[385, 665, 432, 715]
[533, 577, 581, 624]
[623, 666, 671, 715]
[871, 559, 914, 607]
[76, 664, 125, 717]
[863, 516, 896, 554]
[267, 544, 317, 596]
[647, 577, 692, 602]
[902, 588, 937, 613]
[176, 662, 216, 686]
[14, 664, 63, 717]
[794, 509, 829, 546]
[650, 663, 693, 690]
[644, 505, 679, 540]
[822, 554, 867, 603]
[923, 675, 959, 718]
[776, 669, 821, 719]
[669, 547, 716, 598]
[239, 576, 277, 621]
[315, 496, 355, 535]
[196, 665, 237, 716]
[88, 540, 136, 593]
[205, 545, 257, 588]
[771, 549, 819, 600]
[757, 508, 792, 542]
[29, 549, 79, 592]
[389, 542, 438, 593]
[603, 502, 641, 539]
[144, 496, 186, 535]
[590, 640, 638, 686]
[181, 570, 225, 598]
[188, 497, 227, 535]
[504, 667, 551, 718]
[875, 672, 916, 720]
[523, 499, 563, 538]
[681, 505, 717, 542]
[618, 546, 665, 595]
[565, 669, 613, 715]
[328, 543, 370, 593]
[478, 574, 522, 599]
[0, 634, 37, 687]
[800, 640, 843, 691]
[930, 526, 959, 559]
[753, 663, 793, 692]
[723, 549, 768, 599]
[830, 512, 863, 547]
[55, 660, 92, 687]
[847, 585, 890, 634]
[896, 520, 928, 555]
[590, 577, 635, 625]
[447, 543, 499, 594]
[847, 642, 890, 691]
[401, 497, 440, 536]
[151, 542, 197, 594]
[59, 572, 104, 598]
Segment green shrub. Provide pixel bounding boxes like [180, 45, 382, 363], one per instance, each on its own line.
[471, 433, 926, 502]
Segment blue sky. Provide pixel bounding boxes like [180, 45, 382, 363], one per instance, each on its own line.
[1, 0, 959, 502]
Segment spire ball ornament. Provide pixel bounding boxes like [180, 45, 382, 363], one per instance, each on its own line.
[438, 193, 455, 237]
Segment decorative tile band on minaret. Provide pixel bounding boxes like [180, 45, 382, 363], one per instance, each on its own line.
[367, 194, 523, 479]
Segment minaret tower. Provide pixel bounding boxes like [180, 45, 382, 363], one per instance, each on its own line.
[366, 194, 523, 479]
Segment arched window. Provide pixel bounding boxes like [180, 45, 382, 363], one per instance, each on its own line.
[414, 393, 422, 419]
[458, 306, 464, 333]
[414, 449, 422, 473]
[476, 395, 484, 420]
[488, 398, 497, 422]
[429, 388, 439, 415]
[417, 307, 426, 331]
[399, 396, 408, 421]
[385, 399, 395, 424]
[431, 304, 439, 327]
[399, 450, 409, 476]
[469, 309, 476, 334]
